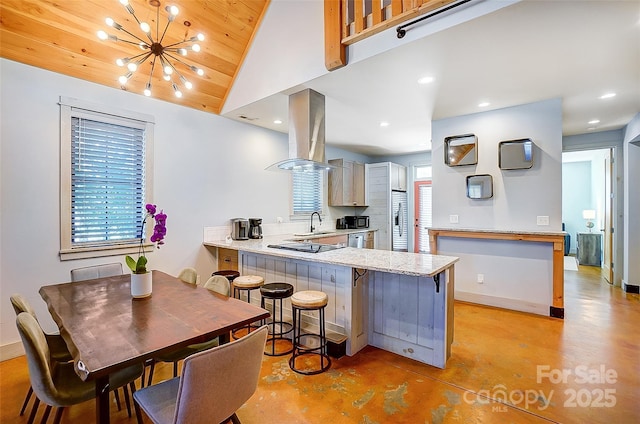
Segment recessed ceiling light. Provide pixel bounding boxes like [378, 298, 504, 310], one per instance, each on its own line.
[417, 76, 434, 84]
[588, 119, 600, 125]
[599, 93, 616, 99]
[273, 119, 282, 124]
[478, 102, 490, 108]
[380, 121, 390, 127]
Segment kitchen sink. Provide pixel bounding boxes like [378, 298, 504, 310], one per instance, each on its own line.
[292, 231, 334, 237]
[267, 242, 344, 253]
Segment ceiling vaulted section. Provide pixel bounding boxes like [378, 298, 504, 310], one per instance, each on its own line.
[0, 0, 270, 114]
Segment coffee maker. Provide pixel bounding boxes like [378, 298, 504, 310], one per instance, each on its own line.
[231, 218, 249, 240]
[249, 218, 263, 239]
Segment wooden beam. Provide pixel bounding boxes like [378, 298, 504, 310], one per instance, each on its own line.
[324, 0, 346, 71]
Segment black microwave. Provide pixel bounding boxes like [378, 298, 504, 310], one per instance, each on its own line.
[344, 215, 369, 229]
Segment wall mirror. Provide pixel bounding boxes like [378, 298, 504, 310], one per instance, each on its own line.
[466, 174, 493, 199]
[444, 134, 477, 166]
[499, 138, 534, 170]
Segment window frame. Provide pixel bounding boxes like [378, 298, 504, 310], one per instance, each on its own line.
[290, 168, 326, 220]
[59, 96, 155, 260]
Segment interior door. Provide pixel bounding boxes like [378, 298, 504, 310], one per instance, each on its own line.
[602, 149, 614, 283]
[414, 181, 432, 253]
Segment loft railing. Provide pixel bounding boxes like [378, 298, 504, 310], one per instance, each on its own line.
[325, 0, 463, 70]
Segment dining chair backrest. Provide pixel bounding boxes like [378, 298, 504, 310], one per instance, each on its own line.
[10, 293, 39, 323]
[16, 312, 63, 406]
[176, 267, 199, 286]
[173, 325, 268, 423]
[202, 275, 230, 296]
[70, 263, 123, 282]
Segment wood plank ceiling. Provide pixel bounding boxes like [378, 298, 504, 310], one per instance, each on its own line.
[0, 0, 270, 114]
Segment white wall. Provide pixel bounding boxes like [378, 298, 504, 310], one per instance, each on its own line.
[623, 113, 640, 289]
[0, 59, 295, 350]
[431, 98, 563, 315]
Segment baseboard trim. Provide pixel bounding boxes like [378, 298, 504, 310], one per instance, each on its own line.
[0, 341, 24, 362]
[455, 291, 549, 316]
[623, 281, 639, 294]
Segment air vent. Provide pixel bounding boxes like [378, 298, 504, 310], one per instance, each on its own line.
[238, 115, 258, 121]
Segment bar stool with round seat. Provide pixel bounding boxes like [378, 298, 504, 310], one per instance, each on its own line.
[212, 269, 240, 282]
[289, 290, 331, 375]
[260, 283, 294, 356]
[231, 275, 264, 339]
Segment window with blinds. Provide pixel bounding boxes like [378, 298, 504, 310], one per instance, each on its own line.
[71, 117, 145, 244]
[59, 97, 154, 260]
[292, 169, 323, 214]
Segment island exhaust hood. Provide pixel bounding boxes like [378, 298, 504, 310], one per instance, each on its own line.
[266, 88, 335, 171]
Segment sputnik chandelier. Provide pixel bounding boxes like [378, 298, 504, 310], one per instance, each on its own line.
[97, 0, 205, 98]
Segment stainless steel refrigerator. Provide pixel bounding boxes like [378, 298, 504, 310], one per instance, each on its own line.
[391, 190, 408, 251]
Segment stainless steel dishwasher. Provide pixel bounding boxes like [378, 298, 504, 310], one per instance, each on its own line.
[348, 233, 364, 248]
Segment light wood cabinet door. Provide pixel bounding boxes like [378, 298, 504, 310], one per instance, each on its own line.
[328, 159, 367, 206]
[218, 247, 238, 271]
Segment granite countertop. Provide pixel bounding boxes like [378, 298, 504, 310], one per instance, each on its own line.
[204, 234, 458, 277]
[288, 228, 377, 240]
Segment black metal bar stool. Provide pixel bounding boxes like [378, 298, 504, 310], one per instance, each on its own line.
[289, 290, 331, 375]
[260, 283, 294, 356]
[231, 275, 264, 339]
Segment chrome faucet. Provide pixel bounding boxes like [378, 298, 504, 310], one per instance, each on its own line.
[310, 211, 322, 233]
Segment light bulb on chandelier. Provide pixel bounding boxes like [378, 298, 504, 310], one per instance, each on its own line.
[97, 0, 205, 98]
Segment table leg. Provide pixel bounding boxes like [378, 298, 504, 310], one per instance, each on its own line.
[96, 375, 110, 424]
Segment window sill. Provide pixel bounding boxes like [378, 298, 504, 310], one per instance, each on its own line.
[59, 243, 153, 261]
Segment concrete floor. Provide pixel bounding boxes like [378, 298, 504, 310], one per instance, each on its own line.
[1, 264, 638, 423]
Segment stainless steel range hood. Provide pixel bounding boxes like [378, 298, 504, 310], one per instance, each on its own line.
[266, 89, 335, 171]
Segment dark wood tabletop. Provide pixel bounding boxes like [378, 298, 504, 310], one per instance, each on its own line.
[39, 270, 269, 424]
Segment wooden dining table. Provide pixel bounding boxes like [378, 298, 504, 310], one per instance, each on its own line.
[39, 270, 269, 424]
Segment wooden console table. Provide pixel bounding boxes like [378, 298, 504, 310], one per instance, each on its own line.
[428, 228, 565, 319]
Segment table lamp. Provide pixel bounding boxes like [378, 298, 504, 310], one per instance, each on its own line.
[582, 209, 596, 232]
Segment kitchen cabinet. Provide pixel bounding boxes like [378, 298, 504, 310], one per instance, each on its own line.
[328, 159, 367, 206]
[315, 234, 348, 246]
[366, 162, 406, 250]
[390, 162, 407, 191]
[218, 247, 238, 271]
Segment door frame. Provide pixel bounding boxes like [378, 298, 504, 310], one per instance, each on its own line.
[414, 180, 432, 253]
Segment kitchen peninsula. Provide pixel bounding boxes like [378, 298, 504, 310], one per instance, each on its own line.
[204, 236, 458, 368]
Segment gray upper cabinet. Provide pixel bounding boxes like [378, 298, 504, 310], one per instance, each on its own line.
[390, 162, 407, 191]
[328, 159, 367, 206]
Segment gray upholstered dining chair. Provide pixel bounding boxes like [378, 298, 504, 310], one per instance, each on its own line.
[70, 262, 123, 282]
[176, 267, 199, 285]
[10, 294, 73, 419]
[145, 273, 225, 386]
[133, 326, 268, 424]
[16, 312, 144, 424]
[203, 275, 231, 296]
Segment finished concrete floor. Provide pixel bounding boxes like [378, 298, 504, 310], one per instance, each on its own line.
[1, 264, 638, 423]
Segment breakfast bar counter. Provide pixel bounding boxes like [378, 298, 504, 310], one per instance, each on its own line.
[204, 236, 458, 368]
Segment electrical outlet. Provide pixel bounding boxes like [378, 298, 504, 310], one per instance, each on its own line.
[449, 214, 459, 224]
[477, 274, 484, 284]
[537, 216, 550, 226]
[276, 216, 283, 224]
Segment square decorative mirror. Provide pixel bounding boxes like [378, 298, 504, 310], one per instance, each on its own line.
[466, 174, 493, 199]
[499, 138, 533, 170]
[444, 134, 477, 166]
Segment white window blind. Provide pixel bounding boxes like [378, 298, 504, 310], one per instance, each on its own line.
[59, 97, 154, 260]
[292, 169, 323, 214]
[417, 183, 433, 253]
[71, 117, 146, 245]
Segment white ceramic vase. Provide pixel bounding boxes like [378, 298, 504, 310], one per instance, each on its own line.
[131, 272, 152, 298]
